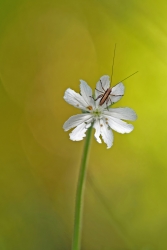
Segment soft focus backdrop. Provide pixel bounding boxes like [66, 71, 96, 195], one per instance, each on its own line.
[0, 0, 167, 249]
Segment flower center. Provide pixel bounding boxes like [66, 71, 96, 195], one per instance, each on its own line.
[93, 109, 102, 117]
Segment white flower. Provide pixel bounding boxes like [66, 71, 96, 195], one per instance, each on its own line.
[63, 75, 137, 149]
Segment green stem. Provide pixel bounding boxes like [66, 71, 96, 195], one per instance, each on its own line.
[72, 126, 93, 250]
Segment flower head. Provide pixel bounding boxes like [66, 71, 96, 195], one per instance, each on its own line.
[63, 75, 137, 149]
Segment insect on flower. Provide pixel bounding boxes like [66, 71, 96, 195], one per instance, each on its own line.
[92, 44, 138, 107]
[63, 44, 138, 148]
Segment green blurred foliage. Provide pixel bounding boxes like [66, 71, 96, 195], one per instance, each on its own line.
[0, 0, 167, 249]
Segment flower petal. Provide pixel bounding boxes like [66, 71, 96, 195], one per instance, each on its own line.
[69, 123, 88, 141]
[80, 80, 95, 109]
[63, 114, 93, 131]
[93, 119, 113, 148]
[100, 119, 114, 149]
[95, 75, 110, 99]
[103, 107, 137, 121]
[64, 88, 88, 110]
[104, 115, 134, 134]
[110, 82, 125, 103]
[93, 120, 102, 144]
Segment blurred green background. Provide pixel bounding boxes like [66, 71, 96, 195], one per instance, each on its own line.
[0, 0, 167, 249]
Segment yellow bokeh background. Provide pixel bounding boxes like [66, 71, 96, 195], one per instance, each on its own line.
[0, 0, 167, 249]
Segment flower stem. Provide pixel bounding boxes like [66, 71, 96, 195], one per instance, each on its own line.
[72, 126, 93, 250]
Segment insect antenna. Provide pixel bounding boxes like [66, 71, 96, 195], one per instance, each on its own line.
[116, 71, 138, 84]
[111, 43, 117, 85]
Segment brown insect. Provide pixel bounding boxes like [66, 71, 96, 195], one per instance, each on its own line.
[94, 79, 122, 106]
[92, 44, 138, 107]
[94, 72, 138, 106]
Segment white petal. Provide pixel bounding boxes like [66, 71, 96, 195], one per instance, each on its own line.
[69, 123, 88, 141]
[100, 119, 114, 149]
[93, 119, 113, 149]
[103, 107, 137, 121]
[64, 88, 88, 110]
[80, 80, 95, 109]
[85, 122, 92, 129]
[93, 120, 102, 144]
[110, 82, 125, 103]
[95, 75, 110, 98]
[104, 115, 134, 134]
[112, 82, 125, 95]
[63, 114, 92, 131]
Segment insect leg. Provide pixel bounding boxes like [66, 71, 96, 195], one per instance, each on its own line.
[108, 96, 112, 107]
[104, 96, 112, 110]
[110, 94, 124, 97]
[100, 80, 106, 91]
[106, 97, 110, 110]
[89, 94, 103, 101]
[94, 94, 103, 101]
[95, 88, 104, 93]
